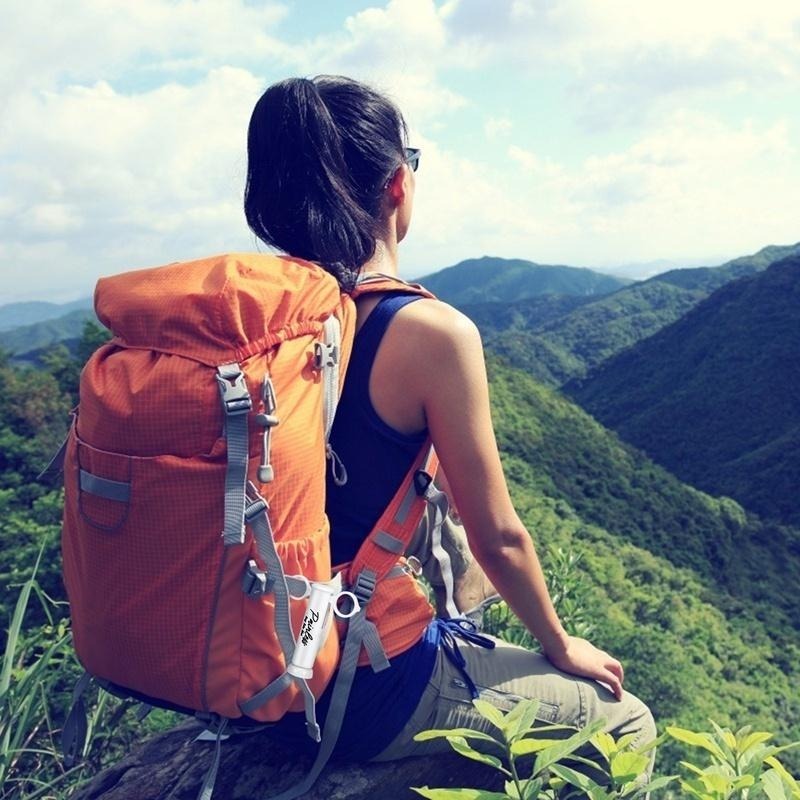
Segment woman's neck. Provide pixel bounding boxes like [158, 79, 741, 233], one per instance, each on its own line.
[360, 238, 398, 277]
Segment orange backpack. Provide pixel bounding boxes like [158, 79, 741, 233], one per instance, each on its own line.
[59, 254, 448, 799]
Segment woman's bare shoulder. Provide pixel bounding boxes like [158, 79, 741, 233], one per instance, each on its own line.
[384, 298, 487, 414]
[395, 297, 481, 347]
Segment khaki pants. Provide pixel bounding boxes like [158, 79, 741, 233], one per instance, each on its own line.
[373, 635, 656, 772]
[378, 505, 657, 785]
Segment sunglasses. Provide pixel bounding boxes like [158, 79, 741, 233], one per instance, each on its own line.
[383, 147, 421, 189]
[404, 147, 421, 172]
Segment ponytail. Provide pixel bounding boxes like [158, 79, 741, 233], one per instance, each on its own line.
[244, 76, 408, 291]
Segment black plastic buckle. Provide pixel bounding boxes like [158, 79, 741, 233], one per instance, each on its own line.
[414, 469, 433, 497]
[242, 560, 274, 598]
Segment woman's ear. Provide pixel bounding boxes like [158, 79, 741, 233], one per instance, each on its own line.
[385, 165, 408, 206]
[381, 163, 415, 243]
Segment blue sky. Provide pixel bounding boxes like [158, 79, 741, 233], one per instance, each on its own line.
[2, 0, 799, 302]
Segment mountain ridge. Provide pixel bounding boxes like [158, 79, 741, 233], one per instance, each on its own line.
[0, 308, 99, 360]
[418, 255, 631, 304]
[465, 242, 800, 386]
[0, 296, 93, 331]
[565, 254, 800, 526]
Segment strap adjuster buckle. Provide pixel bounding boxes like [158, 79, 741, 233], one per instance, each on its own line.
[313, 341, 339, 369]
[216, 364, 253, 416]
[352, 570, 377, 605]
[242, 559, 274, 598]
[244, 497, 268, 522]
[414, 469, 434, 496]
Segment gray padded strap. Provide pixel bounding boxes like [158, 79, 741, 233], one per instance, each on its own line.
[298, 677, 321, 742]
[216, 363, 252, 546]
[373, 530, 405, 554]
[240, 486, 312, 722]
[240, 671, 320, 743]
[265, 610, 374, 800]
[240, 671, 293, 716]
[195, 718, 229, 800]
[245, 486, 295, 663]
[393, 480, 417, 525]
[360, 617, 390, 673]
[425, 483, 459, 619]
[79, 470, 130, 502]
[264, 568, 385, 800]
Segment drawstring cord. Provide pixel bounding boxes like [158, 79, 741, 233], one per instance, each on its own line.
[326, 444, 348, 486]
[437, 618, 495, 699]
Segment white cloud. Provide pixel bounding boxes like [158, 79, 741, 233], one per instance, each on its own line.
[0, 67, 264, 302]
[296, 0, 471, 125]
[403, 111, 800, 276]
[443, 0, 800, 124]
[0, 0, 292, 97]
[507, 145, 562, 178]
[1, 0, 798, 301]
[485, 117, 513, 139]
[24, 204, 84, 236]
[401, 136, 578, 276]
[0, 0, 481, 301]
[497, 112, 800, 265]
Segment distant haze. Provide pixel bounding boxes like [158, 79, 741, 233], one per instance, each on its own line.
[591, 258, 712, 281]
[3, 254, 716, 305]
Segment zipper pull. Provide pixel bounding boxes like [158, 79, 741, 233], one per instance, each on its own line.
[255, 376, 278, 483]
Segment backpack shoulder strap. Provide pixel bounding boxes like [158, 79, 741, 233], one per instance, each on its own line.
[347, 440, 442, 592]
[347, 273, 453, 608]
[271, 442, 443, 800]
[351, 271, 436, 300]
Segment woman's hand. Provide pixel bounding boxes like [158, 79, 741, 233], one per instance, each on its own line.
[543, 635, 625, 700]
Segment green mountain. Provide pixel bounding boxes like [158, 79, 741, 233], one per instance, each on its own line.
[418, 256, 631, 305]
[2, 334, 799, 781]
[0, 296, 92, 331]
[0, 308, 99, 361]
[464, 243, 800, 387]
[649, 243, 799, 291]
[565, 254, 800, 528]
[488, 355, 800, 761]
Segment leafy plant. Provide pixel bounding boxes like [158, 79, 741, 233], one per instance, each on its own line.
[550, 729, 673, 800]
[483, 547, 595, 651]
[667, 722, 800, 800]
[410, 697, 665, 800]
[1, 551, 82, 799]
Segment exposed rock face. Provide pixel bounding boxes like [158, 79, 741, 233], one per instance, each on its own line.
[72, 720, 499, 799]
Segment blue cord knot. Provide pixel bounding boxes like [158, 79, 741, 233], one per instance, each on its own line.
[437, 618, 495, 699]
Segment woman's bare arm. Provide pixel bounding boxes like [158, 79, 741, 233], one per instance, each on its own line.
[374, 298, 625, 698]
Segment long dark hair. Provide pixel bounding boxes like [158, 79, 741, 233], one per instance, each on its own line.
[244, 75, 408, 291]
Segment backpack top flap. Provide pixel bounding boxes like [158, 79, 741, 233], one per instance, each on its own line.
[95, 253, 347, 365]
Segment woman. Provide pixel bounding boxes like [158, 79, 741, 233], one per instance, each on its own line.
[244, 75, 655, 774]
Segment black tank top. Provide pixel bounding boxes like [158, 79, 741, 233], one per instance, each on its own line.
[326, 292, 427, 565]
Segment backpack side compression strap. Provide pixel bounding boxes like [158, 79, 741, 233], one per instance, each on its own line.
[261, 443, 442, 800]
[351, 439, 458, 617]
[348, 440, 440, 584]
[215, 363, 253, 545]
